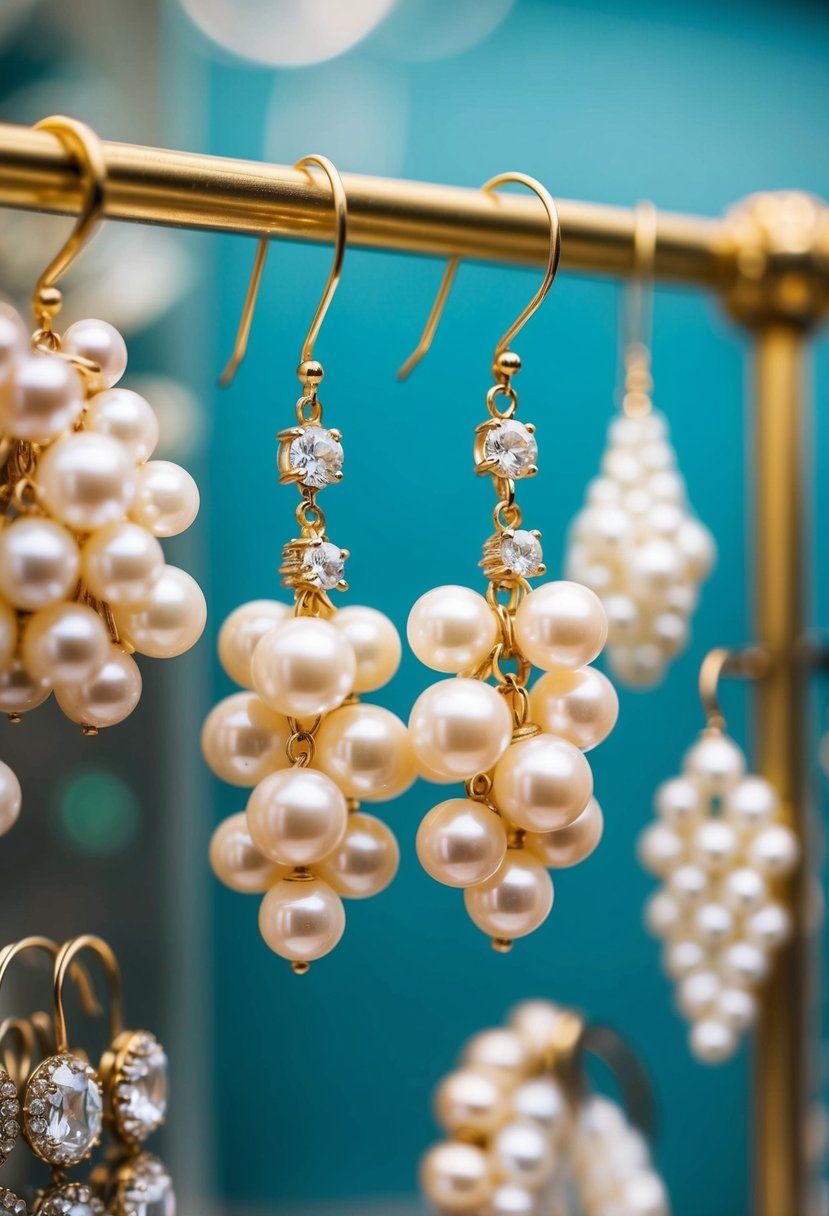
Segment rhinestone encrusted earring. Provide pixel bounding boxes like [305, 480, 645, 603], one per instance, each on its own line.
[399, 174, 617, 952]
[206, 157, 413, 972]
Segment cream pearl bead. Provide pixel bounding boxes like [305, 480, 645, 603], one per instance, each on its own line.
[746, 902, 792, 950]
[529, 667, 618, 752]
[409, 678, 512, 782]
[603, 593, 641, 646]
[22, 602, 110, 684]
[0, 600, 15, 670]
[332, 605, 401, 692]
[676, 517, 716, 581]
[721, 866, 769, 914]
[38, 432, 135, 532]
[0, 760, 21, 837]
[129, 460, 200, 538]
[464, 849, 554, 941]
[692, 901, 735, 947]
[663, 939, 707, 979]
[218, 600, 292, 688]
[510, 1077, 568, 1139]
[0, 353, 84, 443]
[682, 732, 745, 795]
[746, 824, 800, 878]
[115, 565, 206, 658]
[724, 775, 779, 832]
[62, 318, 127, 387]
[491, 1118, 554, 1190]
[416, 799, 507, 888]
[315, 703, 416, 802]
[637, 822, 684, 876]
[209, 811, 284, 893]
[316, 813, 399, 899]
[676, 969, 721, 1019]
[435, 1067, 507, 1136]
[258, 875, 345, 963]
[524, 797, 604, 868]
[0, 517, 80, 611]
[420, 1141, 493, 1213]
[247, 766, 347, 867]
[485, 1184, 538, 1215]
[407, 585, 497, 674]
[463, 1028, 531, 1080]
[0, 304, 25, 376]
[691, 820, 739, 874]
[0, 658, 51, 714]
[251, 617, 355, 719]
[609, 643, 665, 688]
[654, 775, 702, 829]
[201, 691, 290, 787]
[492, 734, 593, 834]
[55, 647, 142, 727]
[690, 1017, 737, 1064]
[717, 987, 758, 1031]
[643, 889, 684, 939]
[630, 539, 683, 597]
[514, 581, 607, 670]
[508, 1000, 561, 1065]
[85, 388, 159, 462]
[81, 521, 164, 606]
[720, 940, 769, 987]
[667, 863, 710, 905]
[619, 1172, 670, 1216]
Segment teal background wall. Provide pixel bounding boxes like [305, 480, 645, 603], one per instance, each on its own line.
[169, 1, 829, 1211]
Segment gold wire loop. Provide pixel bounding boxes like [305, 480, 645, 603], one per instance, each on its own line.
[397, 171, 561, 381]
[486, 383, 519, 419]
[0, 1016, 35, 1086]
[0, 936, 102, 1027]
[53, 935, 123, 1054]
[698, 645, 769, 733]
[220, 154, 347, 387]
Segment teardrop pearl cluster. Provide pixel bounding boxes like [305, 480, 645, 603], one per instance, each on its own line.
[639, 730, 799, 1063]
[0, 303, 204, 736]
[566, 408, 716, 688]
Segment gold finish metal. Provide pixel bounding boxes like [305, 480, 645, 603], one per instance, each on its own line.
[697, 645, 769, 733]
[53, 933, 123, 1053]
[0, 935, 101, 1020]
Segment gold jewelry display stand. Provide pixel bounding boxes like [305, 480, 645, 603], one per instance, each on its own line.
[0, 120, 826, 1216]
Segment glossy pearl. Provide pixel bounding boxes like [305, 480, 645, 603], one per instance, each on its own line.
[258, 876, 345, 963]
[22, 602, 110, 684]
[434, 1067, 506, 1136]
[746, 824, 800, 877]
[683, 732, 745, 795]
[315, 703, 416, 801]
[218, 600, 291, 688]
[0, 517, 79, 610]
[0, 304, 24, 377]
[209, 811, 284, 893]
[247, 767, 347, 867]
[416, 799, 507, 888]
[529, 666, 618, 752]
[724, 775, 779, 831]
[510, 1077, 568, 1139]
[508, 1000, 561, 1065]
[129, 460, 200, 537]
[62, 318, 127, 388]
[609, 643, 665, 688]
[717, 987, 758, 1031]
[720, 940, 769, 987]
[663, 939, 707, 979]
[201, 691, 290, 787]
[691, 820, 739, 874]
[463, 1028, 530, 1080]
[485, 1184, 537, 1215]
[514, 581, 607, 670]
[667, 863, 709, 905]
[676, 969, 721, 1019]
[464, 850, 554, 940]
[690, 1017, 737, 1065]
[316, 813, 399, 899]
[620, 1172, 670, 1216]
[524, 797, 603, 868]
[603, 593, 641, 645]
[491, 1118, 554, 1190]
[420, 1140, 493, 1213]
[746, 902, 792, 949]
[115, 565, 206, 658]
[332, 605, 401, 692]
[38, 432, 135, 532]
[721, 866, 769, 913]
[0, 600, 16, 670]
[250, 617, 355, 719]
[676, 517, 716, 581]
[55, 647, 142, 727]
[81, 521, 164, 606]
[693, 901, 735, 946]
[0, 760, 21, 837]
[0, 352, 83, 443]
[637, 822, 684, 876]
[644, 890, 684, 939]
[492, 733, 593, 833]
[84, 387, 159, 462]
[407, 585, 497, 674]
[0, 658, 51, 714]
[655, 775, 701, 829]
[409, 678, 512, 782]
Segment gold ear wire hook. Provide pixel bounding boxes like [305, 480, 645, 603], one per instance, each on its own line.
[53, 935, 123, 1054]
[0, 1016, 36, 1086]
[397, 171, 561, 382]
[0, 936, 102, 1020]
[699, 645, 769, 733]
[31, 115, 106, 338]
[219, 154, 348, 388]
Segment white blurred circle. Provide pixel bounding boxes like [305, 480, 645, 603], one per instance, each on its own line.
[370, 0, 517, 61]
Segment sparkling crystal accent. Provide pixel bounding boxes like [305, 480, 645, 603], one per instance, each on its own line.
[114, 1034, 168, 1142]
[302, 542, 345, 591]
[0, 1071, 17, 1168]
[37, 1182, 105, 1215]
[288, 426, 343, 490]
[25, 1055, 102, 1165]
[483, 420, 537, 478]
[0, 1190, 26, 1216]
[116, 1154, 175, 1216]
[501, 530, 543, 576]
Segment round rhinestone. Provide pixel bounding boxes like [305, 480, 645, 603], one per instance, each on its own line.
[0, 1070, 18, 1167]
[501, 530, 543, 576]
[36, 1182, 104, 1215]
[302, 542, 345, 591]
[288, 426, 343, 489]
[0, 1190, 26, 1216]
[114, 1154, 175, 1216]
[115, 1034, 168, 1142]
[483, 419, 537, 478]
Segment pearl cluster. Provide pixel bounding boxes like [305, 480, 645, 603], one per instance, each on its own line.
[0, 303, 204, 741]
[420, 999, 669, 1216]
[566, 409, 716, 688]
[639, 730, 799, 1063]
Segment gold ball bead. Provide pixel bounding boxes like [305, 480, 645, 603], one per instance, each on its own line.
[36, 286, 63, 315]
[297, 359, 325, 386]
[494, 349, 522, 379]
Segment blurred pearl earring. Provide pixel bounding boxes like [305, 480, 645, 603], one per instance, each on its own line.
[399, 174, 616, 952]
[565, 200, 715, 688]
[639, 647, 798, 1064]
[206, 157, 411, 972]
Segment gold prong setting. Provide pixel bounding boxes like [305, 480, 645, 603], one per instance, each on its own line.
[278, 423, 343, 490]
[475, 417, 538, 479]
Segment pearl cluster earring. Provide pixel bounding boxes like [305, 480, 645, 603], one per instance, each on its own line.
[639, 649, 798, 1063]
[207, 158, 413, 971]
[401, 175, 616, 951]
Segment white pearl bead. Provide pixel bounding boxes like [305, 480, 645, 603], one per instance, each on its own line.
[0, 516, 79, 610]
[22, 602, 110, 684]
[250, 616, 355, 719]
[514, 582, 608, 670]
[655, 775, 702, 829]
[667, 863, 710, 905]
[0, 657, 51, 714]
[603, 594, 642, 646]
[619, 1171, 670, 1216]
[720, 940, 770, 987]
[218, 600, 292, 688]
[491, 1118, 555, 1190]
[434, 1067, 507, 1136]
[209, 811, 284, 893]
[609, 642, 666, 689]
[602, 448, 642, 486]
[645, 502, 683, 538]
[416, 798, 507, 888]
[643, 890, 684, 939]
[315, 813, 399, 899]
[716, 986, 757, 1031]
[247, 766, 347, 867]
[637, 822, 684, 876]
[315, 702, 416, 801]
[692, 901, 736, 947]
[464, 849, 554, 940]
[746, 902, 792, 950]
[652, 610, 688, 658]
[648, 469, 686, 503]
[676, 969, 721, 1019]
[85, 387, 159, 462]
[720, 866, 769, 914]
[492, 733, 593, 834]
[463, 1028, 530, 1080]
[509, 1077, 568, 1139]
[746, 824, 800, 878]
[690, 1017, 737, 1064]
[0, 352, 84, 443]
[588, 474, 622, 503]
[129, 460, 200, 537]
[81, 521, 164, 606]
[529, 666, 618, 752]
[38, 432, 135, 532]
[258, 875, 345, 963]
[115, 565, 206, 658]
[676, 517, 716, 581]
[0, 600, 16, 670]
[0, 304, 25, 378]
[663, 938, 707, 979]
[524, 797, 604, 868]
[62, 318, 127, 388]
[724, 775, 779, 831]
[683, 733, 745, 795]
[201, 691, 290, 787]
[485, 1183, 538, 1215]
[691, 820, 739, 874]
[0, 760, 21, 837]
[409, 678, 512, 782]
[55, 646, 142, 727]
[508, 1000, 561, 1064]
[420, 1140, 493, 1213]
[577, 1094, 626, 1145]
[408, 585, 497, 674]
[332, 605, 401, 692]
[630, 539, 683, 597]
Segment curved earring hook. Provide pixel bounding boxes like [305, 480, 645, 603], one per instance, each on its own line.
[31, 115, 107, 336]
[397, 171, 561, 381]
[53, 934, 123, 1054]
[219, 154, 348, 387]
[0, 1016, 36, 1087]
[698, 645, 769, 733]
[623, 199, 657, 361]
[0, 936, 101, 1022]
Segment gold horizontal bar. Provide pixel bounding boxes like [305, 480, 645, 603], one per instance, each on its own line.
[0, 122, 724, 285]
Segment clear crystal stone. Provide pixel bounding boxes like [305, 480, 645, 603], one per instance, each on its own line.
[120, 1156, 175, 1216]
[118, 1039, 168, 1139]
[501, 530, 543, 576]
[38, 1183, 104, 1215]
[302, 542, 345, 590]
[0, 1192, 25, 1216]
[483, 419, 537, 478]
[0, 1142, 13, 1158]
[40, 1059, 102, 1162]
[288, 427, 343, 489]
